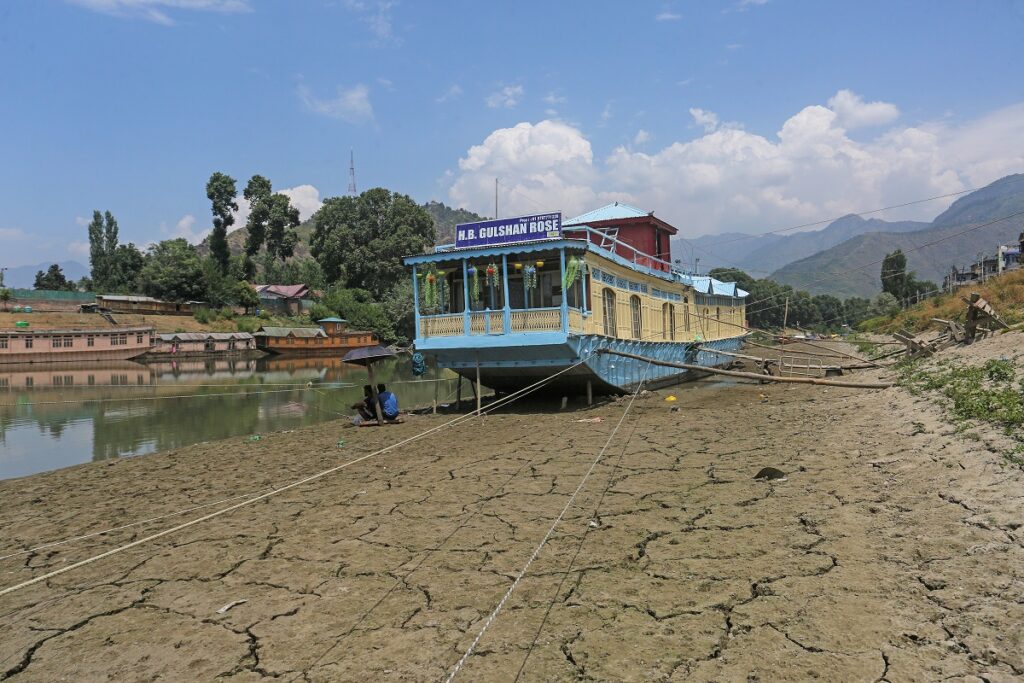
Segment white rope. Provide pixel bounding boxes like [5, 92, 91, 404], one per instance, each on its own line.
[0, 354, 596, 599]
[444, 361, 651, 682]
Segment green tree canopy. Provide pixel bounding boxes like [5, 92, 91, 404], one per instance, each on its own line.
[242, 175, 299, 264]
[107, 243, 145, 293]
[34, 264, 76, 291]
[881, 249, 910, 299]
[138, 239, 206, 302]
[311, 188, 435, 298]
[206, 172, 238, 273]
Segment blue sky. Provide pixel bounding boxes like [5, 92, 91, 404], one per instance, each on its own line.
[2, 0, 1024, 267]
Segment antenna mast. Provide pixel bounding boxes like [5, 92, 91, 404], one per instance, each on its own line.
[347, 149, 357, 196]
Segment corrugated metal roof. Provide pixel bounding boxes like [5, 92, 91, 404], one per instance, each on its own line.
[317, 317, 347, 323]
[563, 202, 651, 226]
[252, 284, 310, 299]
[157, 332, 254, 341]
[254, 327, 326, 338]
[97, 295, 162, 303]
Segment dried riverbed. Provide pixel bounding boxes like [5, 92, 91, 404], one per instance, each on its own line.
[1, 337, 1022, 681]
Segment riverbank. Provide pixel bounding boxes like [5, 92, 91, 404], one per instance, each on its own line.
[1, 337, 1021, 681]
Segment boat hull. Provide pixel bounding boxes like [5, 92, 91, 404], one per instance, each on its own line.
[421, 333, 744, 394]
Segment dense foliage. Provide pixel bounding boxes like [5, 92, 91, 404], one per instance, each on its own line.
[33, 264, 77, 291]
[310, 188, 435, 299]
[138, 239, 206, 302]
[421, 200, 486, 245]
[880, 249, 937, 302]
[206, 172, 238, 274]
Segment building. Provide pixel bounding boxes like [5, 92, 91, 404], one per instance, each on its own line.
[0, 327, 154, 364]
[997, 232, 1024, 274]
[252, 284, 315, 316]
[148, 332, 257, 357]
[253, 318, 378, 355]
[95, 295, 206, 316]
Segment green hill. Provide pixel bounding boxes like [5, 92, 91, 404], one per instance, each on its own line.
[770, 174, 1024, 298]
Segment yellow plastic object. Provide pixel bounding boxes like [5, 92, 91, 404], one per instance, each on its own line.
[665, 395, 677, 402]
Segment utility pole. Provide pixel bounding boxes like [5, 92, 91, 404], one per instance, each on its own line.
[494, 178, 498, 219]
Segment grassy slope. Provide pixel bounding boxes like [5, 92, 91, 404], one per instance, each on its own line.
[859, 269, 1024, 333]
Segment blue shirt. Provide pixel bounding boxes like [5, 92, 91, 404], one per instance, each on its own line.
[378, 391, 399, 419]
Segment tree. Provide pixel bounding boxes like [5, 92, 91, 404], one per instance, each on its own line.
[320, 286, 397, 343]
[138, 239, 206, 302]
[106, 243, 145, 293]
[242, 175, 299, 266]
[34, 264, 75, 291]
[0, 288, 11, 311]
[871, 292, 900, 317]
[842, 297, 872, 326]
[206, 172, 238, 274]
[87, 210, 123, 291]
[880, 249, 909, 299]
[229, 254, 256, 282]
[243, 175, 273, 257]
[311, 188, 436, 298]
[234, 280, 259, 314]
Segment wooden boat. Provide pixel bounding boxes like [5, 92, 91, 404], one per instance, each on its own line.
[253, 318, 379, 356]
[403, 203, 748, 393]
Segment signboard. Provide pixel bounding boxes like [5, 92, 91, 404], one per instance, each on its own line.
[454, 212, 562, 249]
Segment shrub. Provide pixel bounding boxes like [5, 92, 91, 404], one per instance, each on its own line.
[193, 307, 211, 324]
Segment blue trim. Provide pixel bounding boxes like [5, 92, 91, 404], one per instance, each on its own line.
[404, 239, 586, 265]
[461, 259, 470, 335]
[559, 248, 569, 333]
[501, 253, 511, 334]
[411, 265, 420, 332]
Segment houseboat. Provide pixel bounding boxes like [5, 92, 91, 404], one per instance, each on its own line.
[147, 332, 259, 358]
[403, 203, 748, 393]
[253, 318, 378, 356]
[0, 327, 154, 364]
[95, 295, 206, 316]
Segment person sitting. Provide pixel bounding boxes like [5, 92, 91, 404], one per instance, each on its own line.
[376, 383, 400, 421]
[351, 385, 375, 422]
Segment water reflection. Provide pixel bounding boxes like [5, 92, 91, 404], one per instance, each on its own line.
[0, 357, 459, 480]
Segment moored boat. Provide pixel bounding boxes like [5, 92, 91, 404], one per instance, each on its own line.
[253, 318, 379, 356]
[403, 203, 748, 393]
[0, 326, 154, 364]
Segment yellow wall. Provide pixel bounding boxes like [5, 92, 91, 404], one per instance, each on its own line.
[584, 255, 745, 342]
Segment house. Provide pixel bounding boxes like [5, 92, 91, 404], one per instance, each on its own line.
[252, 284, 315, 315]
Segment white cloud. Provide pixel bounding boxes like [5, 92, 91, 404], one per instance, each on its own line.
[689, 107, 719, 133]
[166, 214, 209, 243]
[436, 84, 463, 103]
[343, 0, 399, 45]
[0, 227, 27, 240]
[827, 89, 899, 129]
[376, 77, 394, 91]
[74, 216, 91, 227]
[279, 184, 323, 221]
[543, 91, 567, 105]
[67, 0, 250, 25]
[634, 129, 651, 145]
[297, 83, 374, 123]
[448, 91, 1024, 240]
[599, 103, 613, 126]
[230, 184, 324, 229]
[68, 241, 90, 257]
[656, 11, 682, 21]
[486, 85, 524, 109]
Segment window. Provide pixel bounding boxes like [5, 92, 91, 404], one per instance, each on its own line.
[25, 336, 33, 349]
[87, 336, 95, 347]
[630, 295, 643, 339]
[52, 337, 62, 349]
[666, 304, 676, 341]
[601, 288, 617, 337]
[137, 333, 144, 344]
[683, 297, 690, 332]
[64, 336, 73, 348]
[0, 337, 7, 349]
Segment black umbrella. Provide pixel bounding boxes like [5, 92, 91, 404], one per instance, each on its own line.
[342, 345, 397, 424]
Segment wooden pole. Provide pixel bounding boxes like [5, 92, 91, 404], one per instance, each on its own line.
[433, 375, 439, 414]
[367, 363, 385, 424]
[597, 349, 893, 389]
[779, 297, 789, 374]
[456, 375, 462, 410]
[475, 353, 482, 416]
[586, 380, 593, 406]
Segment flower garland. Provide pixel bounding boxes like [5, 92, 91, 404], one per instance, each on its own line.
[523, 265, 538, 290]
[467, 265, 482, 304]
[485, 262, 499, 288]
[562, 255, 585, 290]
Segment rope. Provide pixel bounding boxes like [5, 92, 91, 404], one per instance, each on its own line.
[512, 363, 650, 681]
[444, 361, 652, 682]
[0, 353, 598, 599]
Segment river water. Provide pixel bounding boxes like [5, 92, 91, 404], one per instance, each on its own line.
[0, 357, 461, 480]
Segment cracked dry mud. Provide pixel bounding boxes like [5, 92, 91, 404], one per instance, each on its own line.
[1, 339, 1023, 682]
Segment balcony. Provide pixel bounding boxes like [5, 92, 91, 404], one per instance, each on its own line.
[419, 307, 587, 338]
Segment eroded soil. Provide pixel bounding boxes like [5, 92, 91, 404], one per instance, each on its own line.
[1, 337, 1022, 682]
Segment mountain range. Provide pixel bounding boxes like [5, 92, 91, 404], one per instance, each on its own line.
[678, 173, 1024, 298]
[3, 260, 89, 289]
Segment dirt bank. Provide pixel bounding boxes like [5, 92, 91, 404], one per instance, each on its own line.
[1, 337, 1021, 681]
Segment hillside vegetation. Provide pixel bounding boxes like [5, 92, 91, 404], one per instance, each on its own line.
[859, 268, 1024, 334]
[771, 174, 1024, 297]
